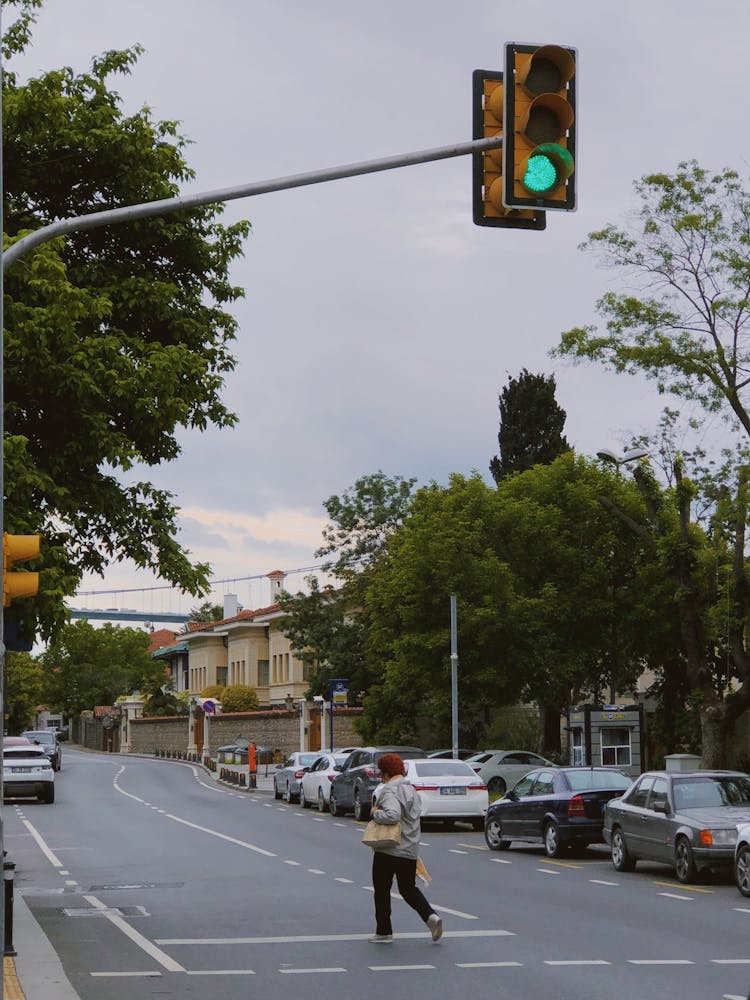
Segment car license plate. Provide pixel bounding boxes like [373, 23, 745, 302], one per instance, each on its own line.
[441, 786, 466, 795]
[12, 767, 31, 773]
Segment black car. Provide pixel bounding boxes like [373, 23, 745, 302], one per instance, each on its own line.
[484, 766, 633, 857]
[329, 746, 425, 821]
[21, 730, 62, 771]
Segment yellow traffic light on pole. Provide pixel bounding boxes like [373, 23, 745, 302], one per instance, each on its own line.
[472, 69, 545, 231]
[502, 43, 577, 212]
[3, 534, 40, 607]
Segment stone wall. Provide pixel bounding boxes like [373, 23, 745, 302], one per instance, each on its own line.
[129, 707, 364, 758]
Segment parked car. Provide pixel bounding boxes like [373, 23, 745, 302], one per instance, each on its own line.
[401, 758, 488, 829]
[329, 746, 425, 821]
[467, 750, 553, 797]
[299, 752, 351, 811]
[604, 769, 750, 883]
[3, 739, 55, 803]
[735, 823, 750, 897]
[427, 749, 478, 760]
[485, 766, 633, 857]
[22, 730, 62, 771]
[274, 751, 329, 802]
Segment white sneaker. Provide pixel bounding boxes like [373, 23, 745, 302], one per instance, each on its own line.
[368, 934, 393, 943]
[427, 914, 443, 942]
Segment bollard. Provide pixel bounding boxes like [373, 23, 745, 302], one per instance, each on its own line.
[4, 860, 16, 956]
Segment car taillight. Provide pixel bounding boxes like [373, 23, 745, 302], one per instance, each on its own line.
[412, 785, 439, 792]
[294, 769, 305, 779]
[364, 766, 380, 779]
[567, 794, 585, 817]
[327, 775, 335, 782]
[468, 784, 487, 791]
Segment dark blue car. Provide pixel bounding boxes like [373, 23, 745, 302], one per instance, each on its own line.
[484, 766, 633, 858]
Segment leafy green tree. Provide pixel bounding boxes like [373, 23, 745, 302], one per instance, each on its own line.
[490, 369, 570, 484]
[189, 603, 225, 623]
[554, 161, 750, 440]
[2, 1, 250, 639]
[4, 652, 43, 734]
[221, 685, 260, 713]
[39, 620, 161, 716]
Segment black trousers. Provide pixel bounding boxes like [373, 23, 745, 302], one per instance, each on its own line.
[372, 851, 434, 935]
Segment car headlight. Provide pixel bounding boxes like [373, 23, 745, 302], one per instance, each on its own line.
[699, 828, 737, 847]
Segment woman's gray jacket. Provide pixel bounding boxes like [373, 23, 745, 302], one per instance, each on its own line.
[371, 776, 422, 860]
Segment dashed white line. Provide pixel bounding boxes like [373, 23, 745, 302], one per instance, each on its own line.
[589, 879, 619, 886]
[370, 964, 435, 972]
[657, 892, 692, 901]
[283, 860, 301, 866]
[334, 877, 354, 884]
[545, 960, 611, 966]
[713, 959, 750, 964]
[279, 967, 346, 974]
[308, 869, 326, 875]
[537, 868, 560, 875]
[456, 961, 522, 968]
[449, 850, 468, 855]
[491, 858, 512, 864]
[627, 959, 694, 965]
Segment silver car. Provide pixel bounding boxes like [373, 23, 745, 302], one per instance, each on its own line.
[604, 770, 750, 883]
[273, 751, 328, 803]
[466, 750, 552, 797]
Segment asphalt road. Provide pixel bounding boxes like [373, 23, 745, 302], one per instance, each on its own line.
[4, 748, 750, 1000]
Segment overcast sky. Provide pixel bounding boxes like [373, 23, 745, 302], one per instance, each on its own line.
[10, 0, 746, 616]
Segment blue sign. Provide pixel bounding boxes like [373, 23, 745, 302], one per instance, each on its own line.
[202, 699, 216, 715]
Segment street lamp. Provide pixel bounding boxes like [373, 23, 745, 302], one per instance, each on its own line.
[284, 692, 294, 712]
[596, 447, 649, 467]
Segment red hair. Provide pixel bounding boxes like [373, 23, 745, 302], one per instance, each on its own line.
[377, 753, 405, 778]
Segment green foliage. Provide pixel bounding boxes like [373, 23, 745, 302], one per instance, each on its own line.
[200, 684, 226, 700]
[1, 4, 251, 640]
[4, 651, 43, 733]
[189, 602, 225, 622]
[489, 369, 571, 484]
[553, 161, 750, 439]
[39, 620, 160, 716]
[485, 710, 540, 755]
[220, 685, 260, 713]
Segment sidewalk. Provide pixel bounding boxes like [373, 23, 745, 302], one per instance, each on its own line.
[3, 750, 275, 999]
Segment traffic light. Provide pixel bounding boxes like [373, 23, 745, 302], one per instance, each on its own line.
[472, 69, 545, 231]
[3, 533, 40, 607]
[503, 43, 577, 212]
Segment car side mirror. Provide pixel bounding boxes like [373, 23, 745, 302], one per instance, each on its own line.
[505, 789, 517, 801]
[652, 801, 670, 815]
[333, 765, 342, 772]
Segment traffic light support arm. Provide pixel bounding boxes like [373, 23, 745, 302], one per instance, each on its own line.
[3, 135, 502, 272]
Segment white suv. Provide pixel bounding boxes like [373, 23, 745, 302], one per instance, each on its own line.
[3, 739, 55, 803]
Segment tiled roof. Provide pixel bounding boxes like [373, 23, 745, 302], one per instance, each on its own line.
[93, 705, 115, 718]
[147, 628, 178, 653]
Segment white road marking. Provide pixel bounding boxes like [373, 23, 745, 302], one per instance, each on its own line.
[283, 860, 301, 866]
[657, 892, 692, 901]
[91, 971, 162, 978]
[164, 814, 276, 857]
[21, 819, 63, 867]
[157, 929, 514, 945]
[537, 869, 560, 875]
[333, 822, 347, 827]
[456, 961, 522, 968]
[724, 994, 747, 999]
[627, 959, 694, 965]
[334, 877, 354, 883]
[590, 879, 619, 886]
[544, 960, 611, 966]
[83, 895, 185, 973]
[186, 970, 256, 976]
[733, 907, 750, 914]
[370, 964, 435, 971]
[312, 818, 325, 822]
[308, 869, 326, 875]
[279, 967, 347, 974]
[713, 959, 750, 964]
[491, 858, 512, 864]
[449, 850, 468, 855]
[59, 870, 69, 875]
[457, 843, 488, 851]
[65, 880, 78, 886]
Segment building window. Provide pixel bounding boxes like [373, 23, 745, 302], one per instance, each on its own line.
[217, 666, 228, 687]
[571, 729, 583, 766]
[285, 652, 290, 681]
[258, 660, 269, 686]
[302, 661, 315, 682]
[601, 727, 631, 767]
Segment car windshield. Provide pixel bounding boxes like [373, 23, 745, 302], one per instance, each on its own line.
[673, 775, 750, 809]
[565, 769, 632, 791]
[412, 761, 476, 778]
[24, 732, 54, 745]
[299, 753, 323, 767]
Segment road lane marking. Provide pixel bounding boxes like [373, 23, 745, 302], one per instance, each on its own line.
[334, 877, 354, 883]
[491, 858, 512, 864]
[657, 892, 692, 901]
[456, 962, 522, 968]
[713, 959, 750, 964]
[164, 814, 276, 857]
[157, 929, 514, 945]
[589, 879, 619, 886]
[537, 869, 560, 875]
[308, 869, 326, 874]
[457, 843, 488, 851]
[279, 967, 346, 974]
[370, 965, 435, 971]
[733, 908, 750, 914]
[83, 895, 185, 973]
[59, 870, 69, 875]
[653, 880, 713, 894]
[545, 960, 611, 966]
[283, 860, 301, 866]
[539, 859, 583, 870]
[449, 850, 468, 855]
[185, 970, 256, 975]
[20, 819, 63, 867]
[627, 959, 694, 965]
[91, 971, 162, 978]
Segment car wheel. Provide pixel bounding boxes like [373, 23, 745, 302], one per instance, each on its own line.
[283, 783, 291, 803]
[300, 785, 309, 808]
[354, 790, 370, 822]
[675, 836, 698, 883]
[40, 785, 54, 804]
[317, 789, 327, 813]
[485, 816, 511, 851]
[543, 821, 564, 858]
[329, 790, 340, 816]
[487, 776, 506, 797]
[611, 827, 636, 872]
[274, 780, 282, 801]
[735, 844, 750, 897]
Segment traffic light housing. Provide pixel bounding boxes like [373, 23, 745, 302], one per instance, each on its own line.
[3, 533, 40, 607]
[472, 69, 545, 231]
[503, 43, 577, 212]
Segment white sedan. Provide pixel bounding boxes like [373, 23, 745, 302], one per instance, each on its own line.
[299, 752, 350, 812]
[401, 758, 488, 829]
